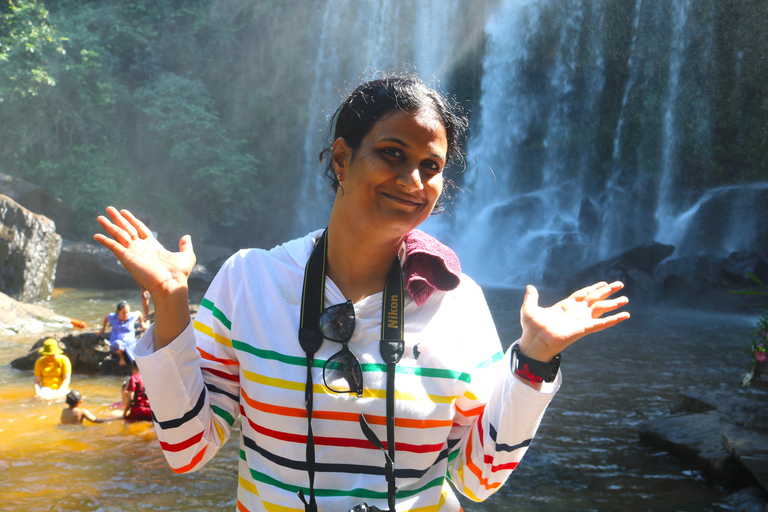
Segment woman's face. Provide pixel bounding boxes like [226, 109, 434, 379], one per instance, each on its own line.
[332, 108, 448, 237]
[117, 305, 131, 321]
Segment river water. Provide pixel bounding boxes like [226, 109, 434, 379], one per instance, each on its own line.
[0, 286, 756, 511]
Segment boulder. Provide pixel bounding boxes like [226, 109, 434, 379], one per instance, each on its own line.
[0, 173, 73, 237]
[639, 387, 768, 491]
[55, 240, 140, 290]
[638, 410, 750, 486]
[658, 251, 768, 309]
[0, 195, 62, 302]
[564, 242, 676, 300]
[11, 305, 198, 376]
[10, 332, 128, 376]
[0, 290, 71, 335]
[55, 239, 227, 291]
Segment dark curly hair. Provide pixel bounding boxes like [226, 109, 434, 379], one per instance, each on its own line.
[319, 73, 468, 213]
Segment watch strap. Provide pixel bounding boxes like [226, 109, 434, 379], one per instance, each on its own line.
[512, 346, 561, 383]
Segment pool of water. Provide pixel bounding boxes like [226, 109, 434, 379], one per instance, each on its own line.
[0, 287, 756, 511]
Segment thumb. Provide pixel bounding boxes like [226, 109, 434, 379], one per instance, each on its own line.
[178, 235, 194, 254]
[522, 284, 539, 311]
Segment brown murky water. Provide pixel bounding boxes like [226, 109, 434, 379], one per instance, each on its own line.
[0, 287, 755, 511]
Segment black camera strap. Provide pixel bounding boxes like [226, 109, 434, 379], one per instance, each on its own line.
[297, 228, 404, 512]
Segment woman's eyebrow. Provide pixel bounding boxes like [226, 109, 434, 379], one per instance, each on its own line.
[380, 137, 446, 161]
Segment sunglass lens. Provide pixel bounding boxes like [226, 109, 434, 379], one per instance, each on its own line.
[324, 348, 363, 394]
[319, 301, 355, 341]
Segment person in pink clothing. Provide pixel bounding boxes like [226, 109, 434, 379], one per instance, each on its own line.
[123, 361, 152, 422]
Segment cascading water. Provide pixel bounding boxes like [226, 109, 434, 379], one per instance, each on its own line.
[452, 0, 761, 287]
[295, 0, 765, 287]
[294, 0, 462, 236]
[454, 0, 607, 286]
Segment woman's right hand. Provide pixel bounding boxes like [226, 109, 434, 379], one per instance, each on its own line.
[94, 207, 196, 298]
[94, 207, 196, 349]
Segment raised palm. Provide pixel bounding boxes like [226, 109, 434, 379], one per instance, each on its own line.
[519, 282, 629, 362]
[94, 207, 196, 296]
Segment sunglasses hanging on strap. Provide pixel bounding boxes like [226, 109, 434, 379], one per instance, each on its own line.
[297, 229, 404, 512]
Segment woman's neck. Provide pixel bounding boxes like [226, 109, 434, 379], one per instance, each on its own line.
[324, 217, 403, 303]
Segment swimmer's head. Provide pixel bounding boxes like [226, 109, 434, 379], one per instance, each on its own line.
[65, 390, 82, 407]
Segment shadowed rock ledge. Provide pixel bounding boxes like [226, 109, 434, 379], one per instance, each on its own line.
[639, 383, 768, 509]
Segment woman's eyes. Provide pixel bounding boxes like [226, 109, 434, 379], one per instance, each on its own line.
[381, 147, 404, 158]
[381, 147, 442, 172]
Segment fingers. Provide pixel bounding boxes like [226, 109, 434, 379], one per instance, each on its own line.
[96, 213, 133, 247]
[575, 281, 625, 307]
[584, 311, 631, 335]
[121, 209, 153, 240]
[590, 294, 629, 319]
[97, 206, 154, 249]
[569, 281, 608, 301]
[106, 206, 141, 242]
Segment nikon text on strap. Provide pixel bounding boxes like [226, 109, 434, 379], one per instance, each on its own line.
[297, 229, 404, 512]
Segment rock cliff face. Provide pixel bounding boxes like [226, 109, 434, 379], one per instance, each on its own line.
[0, 173, 73, 237]
[0, 195, 62, 302]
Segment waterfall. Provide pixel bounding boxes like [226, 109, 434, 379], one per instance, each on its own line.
[294, 0, 762, 288]
[294, 0, 461, 236]
[454, 0, 606, 286]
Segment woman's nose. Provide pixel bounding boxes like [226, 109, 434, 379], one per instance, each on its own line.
[397, 166, 423, 190]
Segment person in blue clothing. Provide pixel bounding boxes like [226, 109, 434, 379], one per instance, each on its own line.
[98, 301, 150, 365]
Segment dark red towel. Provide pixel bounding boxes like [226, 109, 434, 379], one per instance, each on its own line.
[403, 229, 462, 306]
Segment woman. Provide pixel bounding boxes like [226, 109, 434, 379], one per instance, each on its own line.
[98, 300, 150, 365]
[33, 338, 72, 400]
[95, 75, 629, 512]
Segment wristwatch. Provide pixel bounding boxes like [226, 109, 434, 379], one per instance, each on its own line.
[512, 346, 561, 383]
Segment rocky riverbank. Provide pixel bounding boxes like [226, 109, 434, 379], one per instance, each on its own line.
[0, 290, 72, 335]
[639, 378, 768, 510]
[10, 305, 198, 376]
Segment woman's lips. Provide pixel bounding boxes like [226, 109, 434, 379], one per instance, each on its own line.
[383, 192, 424, 207]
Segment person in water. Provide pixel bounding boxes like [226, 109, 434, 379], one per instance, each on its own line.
[95, 74, 629, 512]
[98, 301, 150, 366]
[33, 338, 71, 400]
[61, 390, 110, 424]
[123, 360, 152, 422]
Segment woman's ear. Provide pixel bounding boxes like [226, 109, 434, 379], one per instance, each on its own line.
[331, 137, 351, 174]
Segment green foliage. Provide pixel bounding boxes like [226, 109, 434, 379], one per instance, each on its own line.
[0, 0, 65, 101]
[732, 273, 768, 386]
[2, 0, 766, 249]
[134, 73, 259, 227]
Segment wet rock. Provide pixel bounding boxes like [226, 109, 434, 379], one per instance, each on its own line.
[55, 240, 226, 292]
[0, 291, 71, 335]
[0, 195, 62, 302]
[639, 387, 768, 492]
[658, 251, 768, 309]
[638, 411, 752, 486]
[55, 240, 139, 290]
[722, 486, 768, 512]
[0, 173, 73, 238]
[11, 305, 198, 375]
[10, 332, 122, 375]
[564, 242, 675, 300]
[675, 185, 768, 259]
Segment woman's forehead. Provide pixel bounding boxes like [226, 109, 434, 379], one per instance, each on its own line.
[368, 109, 447, 154]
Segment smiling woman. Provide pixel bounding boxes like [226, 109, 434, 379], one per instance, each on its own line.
[94, 73, 629, 512]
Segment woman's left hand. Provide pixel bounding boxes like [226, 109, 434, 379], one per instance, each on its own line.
[518, 281, 629, 363]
